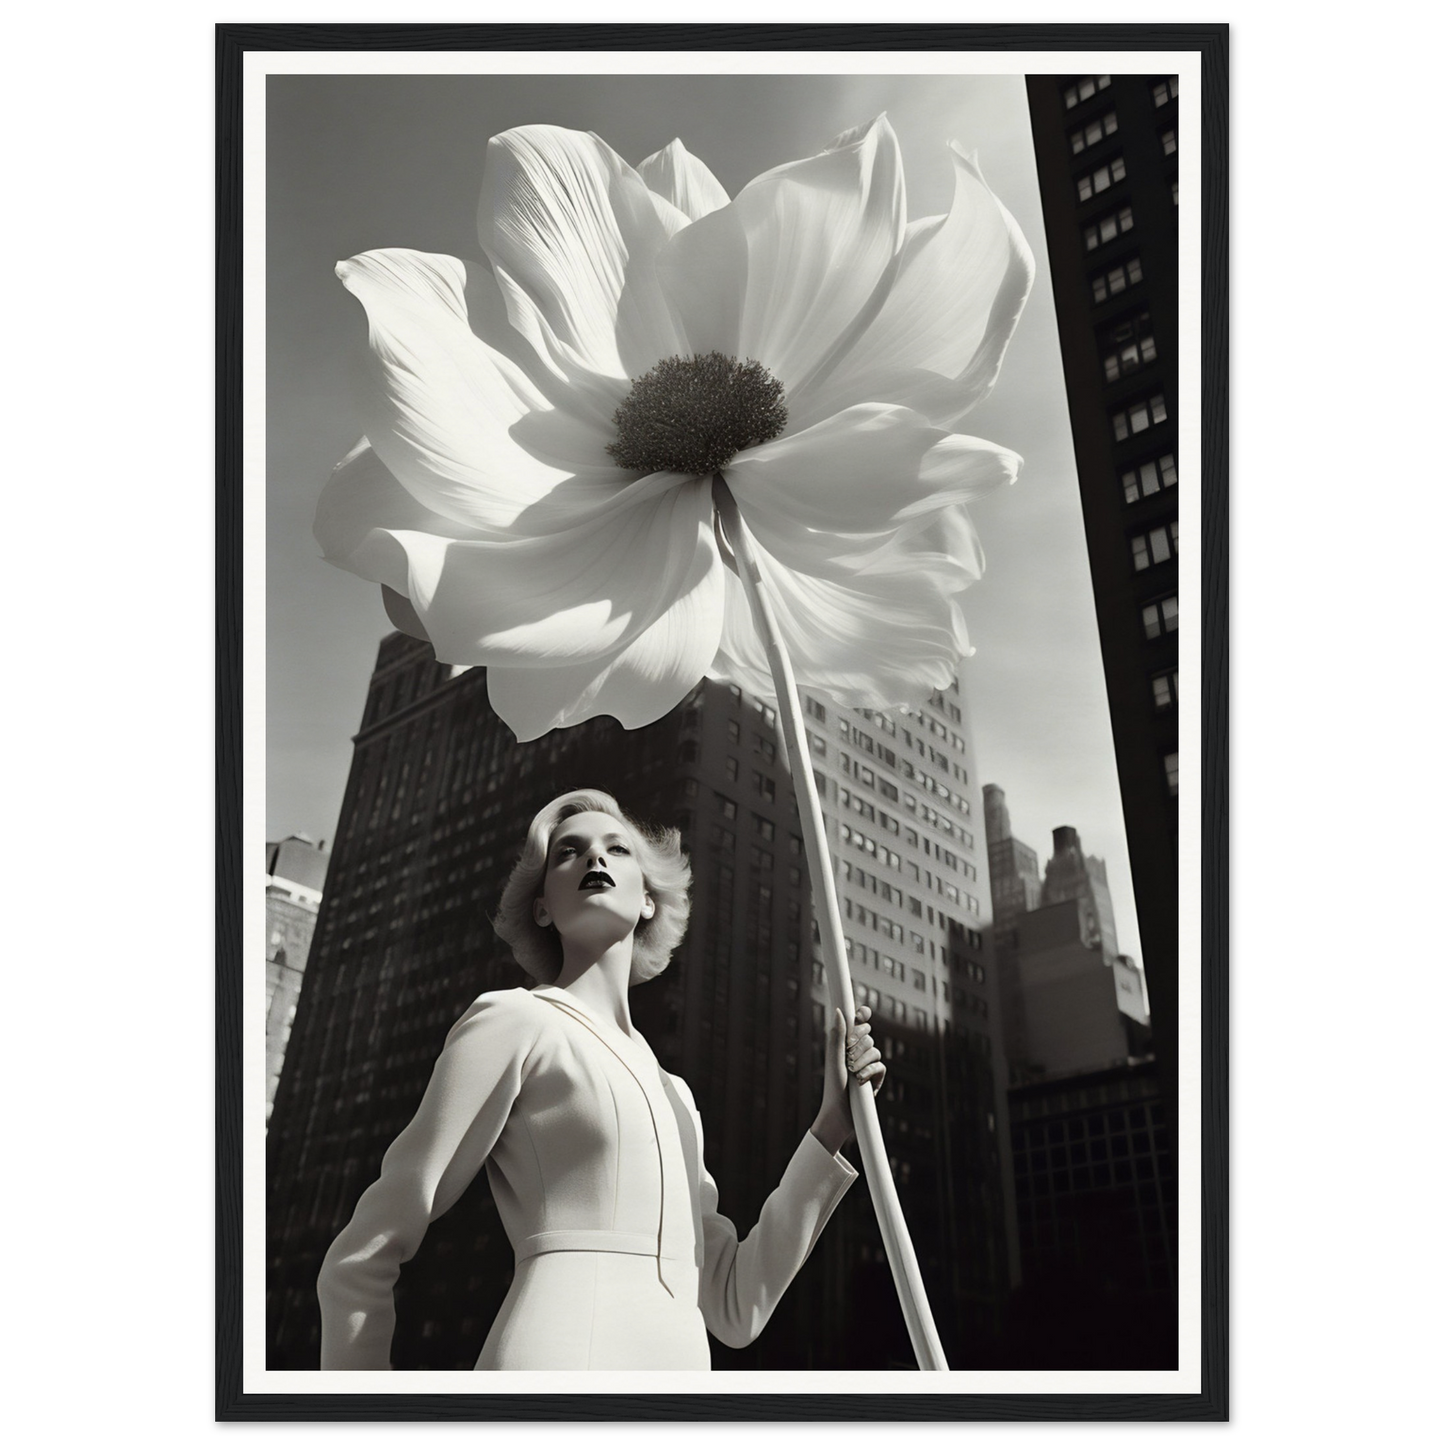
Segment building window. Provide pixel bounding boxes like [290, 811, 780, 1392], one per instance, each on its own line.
[1112, 393, 1169, 441]
[1164, 752, 1179, 795]
[1083, 204, 1133, 251]
[1076, 155, 1126, 202]
[725, 756, 739, 782]
[1161, 128, 1177, 157]
[1092, 255, 1143, 304]
[727, 721, 740, 744]
[1103, 334, 1156, 381]
[755, 815, 775, 842]
[1152, 669, 1179, 709]
[1102, 330, 1157, 382]
[1063, 74, 1112, 109]
[1153, 75, 1179, 107]
[1142, 596, 1179, 640]
[715, 794, 737, 820]
[805, 697, 827, 722]
[1122, 453, 1178, 503]
[1069, 111, 1118, 154]
[1130, 520, 1179, 571]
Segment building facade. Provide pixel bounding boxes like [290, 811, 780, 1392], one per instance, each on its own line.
[1025, 72, 1180, 1137]
[1040, 824, 1149, 1027]
[1012, 899, 1133, 1078]
[1002, 1056, 1177, 1368]
[265, 835, 330, 1120]
[266, 634, 1015, 1371]
[982, 784, 1043, 1074]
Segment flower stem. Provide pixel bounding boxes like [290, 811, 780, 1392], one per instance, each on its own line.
[712, 476, 950, 1373]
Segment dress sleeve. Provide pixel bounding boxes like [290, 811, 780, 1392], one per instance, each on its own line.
[676, 1077, 859, 1350]
[316, 990, 541, 1370]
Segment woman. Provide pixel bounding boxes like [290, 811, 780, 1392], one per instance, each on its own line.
[317, 788, 885, 1370]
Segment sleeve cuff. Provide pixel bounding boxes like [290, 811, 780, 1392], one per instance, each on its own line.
[800, 1124, 859, 1182]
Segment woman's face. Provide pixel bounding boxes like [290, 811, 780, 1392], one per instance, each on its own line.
[535, 810, 655, 950]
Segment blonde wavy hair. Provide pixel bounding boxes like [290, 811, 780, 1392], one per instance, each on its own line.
[492, 789, 692, 986]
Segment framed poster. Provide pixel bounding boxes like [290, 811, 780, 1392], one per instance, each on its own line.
[220, 22, 1226, 1422]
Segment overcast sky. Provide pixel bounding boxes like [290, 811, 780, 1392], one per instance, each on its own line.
[266, 71, 1144, 971]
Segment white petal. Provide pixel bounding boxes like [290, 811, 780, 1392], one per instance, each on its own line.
[476, 126, 687, 381]
[382, 585, 431, 642]
[485, 553, 726, 742]
[797, 145, 1036, 427]
[637, 138, 730, 222]
[314, 438, 475, 594]
[336, 249, 618, 534]
[328, 462, 718, 675]
[657, 116, 906, 398]
[710, 538, 973, 712]
[725, 404, 1018, 561]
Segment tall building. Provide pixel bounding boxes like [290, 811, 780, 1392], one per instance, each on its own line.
[982, 784, 1043, 1071]
[264, 835, 330, 1120]
[1040, 825, 1148, 1026]
[266, 634, 1014, 1371]
[1001, 1056, 1177, 1369]
[1026, 73, 1180, 1137]
[1012, 899, 1134, 1078]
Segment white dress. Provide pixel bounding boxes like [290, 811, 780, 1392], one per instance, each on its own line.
[317, 984, 858, 1370]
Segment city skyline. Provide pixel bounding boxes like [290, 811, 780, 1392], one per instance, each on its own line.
[267, 70, 1145, 967]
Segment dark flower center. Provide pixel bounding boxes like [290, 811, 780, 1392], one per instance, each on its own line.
[606, 352, 788, 476]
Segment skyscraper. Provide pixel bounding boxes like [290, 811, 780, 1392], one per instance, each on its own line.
[983, 784, 1044, 1072]
[1025, 72, 1180, 1135]
[266, 634, 1014, 1370]
[264, 835, 330, 1120]
[1039, 824, 1149, 1027]
[1004, 1055, 1177, 1369]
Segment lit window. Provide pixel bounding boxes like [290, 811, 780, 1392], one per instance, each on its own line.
[1063, 73, 1112, 109]
[1069, 111, 1118, 154]
[1161, 128, 1177, 157]
[1152, 670, 1179, 709]
[1122, 453, 1178, 503]
[1093, 205, 1133, 247]
[1130, 522, 1178, 572]
[1112, 393, 1169, 441]
[1098, 310, 1156, 381]
[1077, 155, 1127, 202]
[1091, 255, 1143, 303]
[1153, 76, 1179, 107]
[1164, 752, 1179, 795]
[1142, 596, 1179, 640]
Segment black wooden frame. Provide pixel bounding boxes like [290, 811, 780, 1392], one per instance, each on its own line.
[217, 21, 1227, 1422]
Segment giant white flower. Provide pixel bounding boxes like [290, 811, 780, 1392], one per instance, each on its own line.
[315, 118, 1034, 741]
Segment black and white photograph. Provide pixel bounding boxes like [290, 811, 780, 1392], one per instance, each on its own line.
[231, 28, 1222, 1420]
